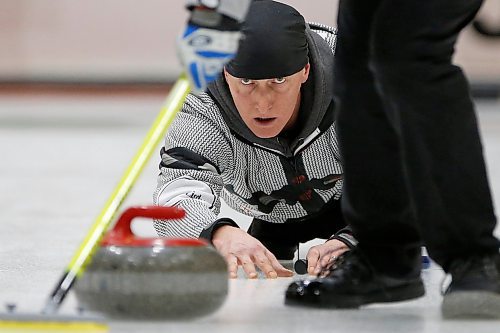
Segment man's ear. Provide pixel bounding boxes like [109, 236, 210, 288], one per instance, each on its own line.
[223, 67, 229, 81]
[302, 63, 311, 83]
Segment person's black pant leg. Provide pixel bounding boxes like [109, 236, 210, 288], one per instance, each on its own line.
[334, 0, 422, 277]
[370, 0, 499, 270]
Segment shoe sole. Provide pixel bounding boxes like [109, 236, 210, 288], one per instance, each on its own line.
[285, 280, 425, 309]
[365, 280, 425, 305]
[442, 290, 500, 319]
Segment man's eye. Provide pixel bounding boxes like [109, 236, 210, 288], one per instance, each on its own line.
[241, 78, 253, 85]
[274, 77, 286, 84]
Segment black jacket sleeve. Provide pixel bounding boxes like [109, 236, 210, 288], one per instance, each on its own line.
[328, 225, 358, 249]
[199, 217, 240, 243]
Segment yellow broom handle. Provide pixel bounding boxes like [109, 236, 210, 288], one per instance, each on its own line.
[43, 75, 190, 314]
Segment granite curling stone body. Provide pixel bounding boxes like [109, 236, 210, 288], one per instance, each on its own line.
[74, 206, 228, 319]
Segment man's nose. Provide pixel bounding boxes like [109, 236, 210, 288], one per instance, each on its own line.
[253, 88, 273, 113]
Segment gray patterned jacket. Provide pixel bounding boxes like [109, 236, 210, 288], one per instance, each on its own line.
[153, 23, 346, 240]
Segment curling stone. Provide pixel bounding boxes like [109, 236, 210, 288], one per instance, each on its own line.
[74, 206, 228, 320]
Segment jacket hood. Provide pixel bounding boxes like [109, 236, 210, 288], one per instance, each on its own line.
[207, 25, 335, 156]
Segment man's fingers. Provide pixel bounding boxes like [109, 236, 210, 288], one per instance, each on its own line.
[311, 253, 328, 275]
[265, 251, 293, 277]
[238, 255, 258, 279]
[306, 248, 321, 275]
[225, 254, 239, 279]
[320, 253, 333, 268]
[253, 253, 278, 279]
[275, 265, 294, 277]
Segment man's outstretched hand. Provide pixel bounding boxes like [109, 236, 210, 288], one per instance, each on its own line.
[212, 226, 294, 279]
[306, 239, 350, 275]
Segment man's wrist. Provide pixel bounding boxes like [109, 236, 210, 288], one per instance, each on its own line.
[199, 218, 239, 243]
[328, 232, 358, 249]
[212, 224, 236, 240]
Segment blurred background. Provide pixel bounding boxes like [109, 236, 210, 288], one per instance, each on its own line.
[1, 0, 500, 95]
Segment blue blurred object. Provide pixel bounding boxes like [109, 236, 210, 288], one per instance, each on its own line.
[422, 255, 431, 269]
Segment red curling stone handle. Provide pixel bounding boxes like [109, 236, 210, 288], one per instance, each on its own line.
[101, 206, 207, 247]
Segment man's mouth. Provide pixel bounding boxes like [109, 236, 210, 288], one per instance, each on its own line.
[254, 117, 277, 125]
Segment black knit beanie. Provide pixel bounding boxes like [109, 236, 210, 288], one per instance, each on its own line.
[225, 0, 309, 79]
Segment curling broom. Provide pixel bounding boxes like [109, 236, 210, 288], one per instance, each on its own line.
[0, 75, 190, 331]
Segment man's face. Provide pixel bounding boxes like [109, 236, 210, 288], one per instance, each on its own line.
[224, 64, 310, 138]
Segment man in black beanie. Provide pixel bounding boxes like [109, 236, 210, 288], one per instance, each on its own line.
[154, 1, 356, 279]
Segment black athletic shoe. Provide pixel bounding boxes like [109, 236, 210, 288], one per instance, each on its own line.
[285, 249, 425, 308]
[442, 253, 500, 318]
